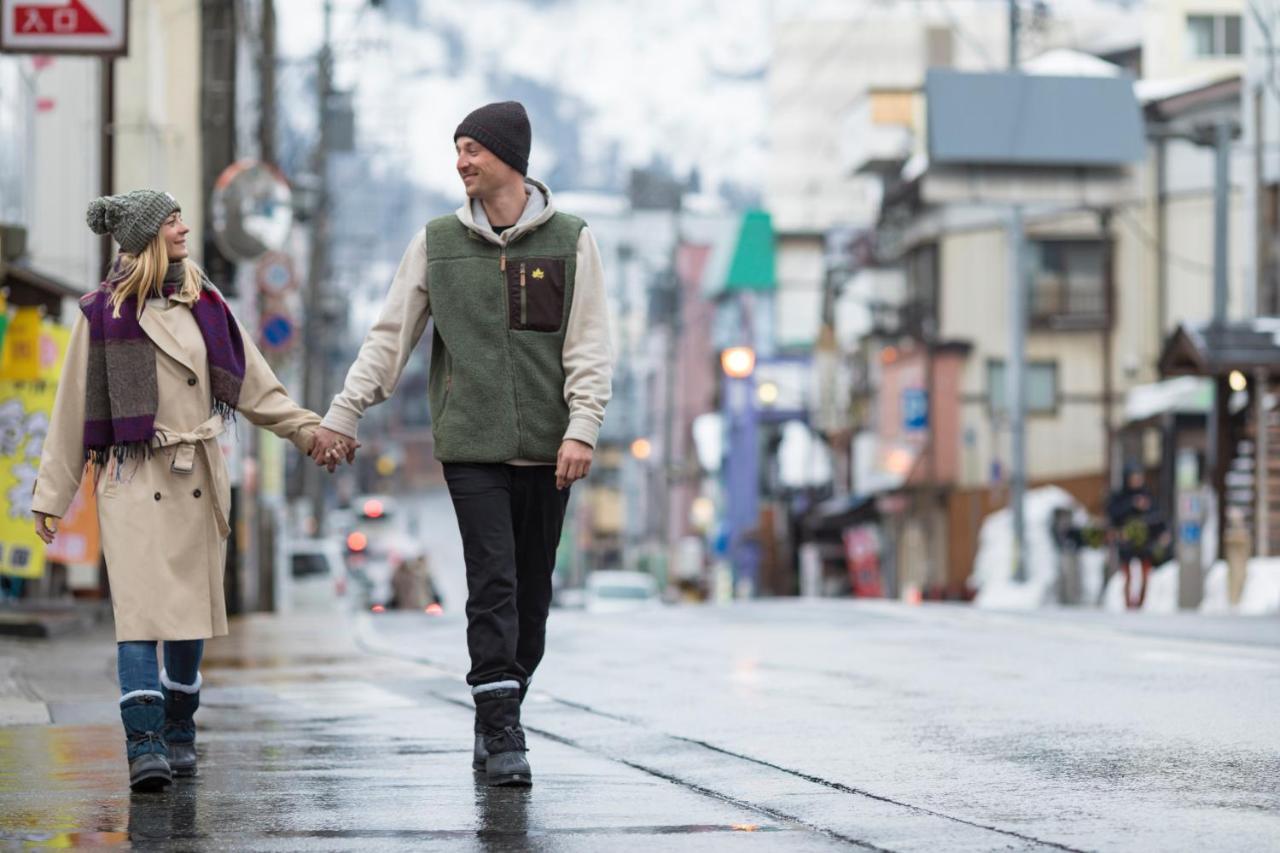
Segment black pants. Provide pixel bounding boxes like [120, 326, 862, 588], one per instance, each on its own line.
[443, 463, 570, 688]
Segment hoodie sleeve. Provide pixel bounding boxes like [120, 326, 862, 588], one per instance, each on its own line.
[561, 226, 613, 447]
[321, 230, 431, 440]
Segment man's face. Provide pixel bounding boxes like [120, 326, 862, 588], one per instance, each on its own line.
[455, 136, 516, 199]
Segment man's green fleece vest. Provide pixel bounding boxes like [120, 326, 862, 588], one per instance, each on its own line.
[424, 211, 585, 463]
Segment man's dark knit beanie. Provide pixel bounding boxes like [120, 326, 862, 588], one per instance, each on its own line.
[454, 101, 531, 176]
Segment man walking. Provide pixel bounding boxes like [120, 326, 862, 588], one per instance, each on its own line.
[311, 101, 612, 786]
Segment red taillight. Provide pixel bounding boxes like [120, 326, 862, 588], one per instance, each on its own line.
[425, 603, 443, 616]
[363, 499, 384, 519]
[371, 604, 385, 613]
[347, 532, 367, 552]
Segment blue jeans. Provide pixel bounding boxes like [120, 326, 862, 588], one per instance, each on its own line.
[117, 640, 204, 696]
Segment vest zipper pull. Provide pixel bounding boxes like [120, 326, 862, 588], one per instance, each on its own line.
[520, 262, 527, 325]
[500, 252, 507, 272]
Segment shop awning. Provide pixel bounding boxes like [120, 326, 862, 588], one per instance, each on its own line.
[1123, 376, 1213, 424]
[802, 493, 877, 538]
[0, 261, 85, 319]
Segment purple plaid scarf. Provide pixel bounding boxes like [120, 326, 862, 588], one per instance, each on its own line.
[80, 260, 245, 465]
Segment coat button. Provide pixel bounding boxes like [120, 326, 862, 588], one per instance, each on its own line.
[154, 492, 161, 501]
[187, 377, 197, 386]
[193, 489, 202, 498]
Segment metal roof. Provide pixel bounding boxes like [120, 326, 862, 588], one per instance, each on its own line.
[926, 69, 1145, 167]
[1159, 321, 1280, 377]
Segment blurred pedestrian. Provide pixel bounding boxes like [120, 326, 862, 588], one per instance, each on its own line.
[31, 191, 321, 792]
[390, 552, 439, 610]
[1105, 463, 1167, 609]
[310, 100, 613, 786]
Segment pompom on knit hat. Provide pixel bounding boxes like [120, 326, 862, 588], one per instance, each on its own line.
[85, 190, 181, 255]
[454, 101, 532, 176]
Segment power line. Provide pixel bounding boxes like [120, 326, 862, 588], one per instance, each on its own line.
[1116, 206, 1214, 275]
[935, 0, 998, 69]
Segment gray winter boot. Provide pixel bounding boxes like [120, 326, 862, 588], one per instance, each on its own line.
[473, 681, 531, 787]
[161, 669, 201, 777]
[473, 677, 528, 771]
[120, 691, 172, 792]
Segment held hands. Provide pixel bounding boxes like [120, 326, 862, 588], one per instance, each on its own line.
[33, 512, 58, 545]
[556, 439, 593, 490]
[309, 426, 360, 473]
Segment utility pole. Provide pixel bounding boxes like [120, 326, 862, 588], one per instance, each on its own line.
[256, 0, 280, 614]
[660, 200, 684, 574]
[302, 0, 334, 535]
[98, 58, 114, 277]
[1007, 0, 1028, 581]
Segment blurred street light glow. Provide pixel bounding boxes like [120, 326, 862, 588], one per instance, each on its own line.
[1229, 370, 1248, 392]
[376, 455, 396, 477]
[631, 437, 653, 460]
[347, 531, 368, 552]
[721, 346, 755, 379]
[690, 496, 716, 529]
[757, 381, 779, 406]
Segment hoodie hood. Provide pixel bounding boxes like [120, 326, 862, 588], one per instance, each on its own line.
[455, 178, 556, 247]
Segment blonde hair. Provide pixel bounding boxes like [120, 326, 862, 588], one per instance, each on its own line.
[108, 232, 203, 319]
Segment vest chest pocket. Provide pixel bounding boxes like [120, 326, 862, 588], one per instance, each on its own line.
[507, 257, 567, 332]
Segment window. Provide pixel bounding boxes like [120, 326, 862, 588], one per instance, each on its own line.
[988, 360, 1058, 415]
[291, 553, 330, 579]
[902, 243, 939, 338]
[1187, 14, 1242, 58]
[1029, 239, 1107, 330]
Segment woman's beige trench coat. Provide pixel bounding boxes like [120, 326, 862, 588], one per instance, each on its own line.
[32, 290, 320, 641]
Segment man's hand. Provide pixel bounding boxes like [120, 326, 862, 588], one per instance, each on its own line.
[34, 512, 58, 545]
[556, 439, 593, 490]
[310, 426, 359, 473]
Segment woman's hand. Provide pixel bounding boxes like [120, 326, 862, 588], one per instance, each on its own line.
[33, 512, 58, 545]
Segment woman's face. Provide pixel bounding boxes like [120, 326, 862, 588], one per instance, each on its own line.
[161, 211, 190, 261]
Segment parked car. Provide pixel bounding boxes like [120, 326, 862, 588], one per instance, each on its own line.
[285, 537, 348, 611]
[584, 570, 660, 614]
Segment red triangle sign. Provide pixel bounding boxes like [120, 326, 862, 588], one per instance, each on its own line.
[14, 1, 109, 36]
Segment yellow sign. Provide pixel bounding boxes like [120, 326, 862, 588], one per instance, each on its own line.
[0, 317, 70, 579]
[0, 307, 42, 381]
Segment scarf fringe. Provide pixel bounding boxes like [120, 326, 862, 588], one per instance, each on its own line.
[213, 399, 237, 423]
[84, 438, 160, 470]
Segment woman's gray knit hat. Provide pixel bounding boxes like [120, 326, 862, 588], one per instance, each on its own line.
[85, 190, 181, 255]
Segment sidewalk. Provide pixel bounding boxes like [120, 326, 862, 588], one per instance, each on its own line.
[0, 610, 843, 852]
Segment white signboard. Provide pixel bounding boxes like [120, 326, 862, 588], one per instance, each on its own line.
[0, 0, 127, 56]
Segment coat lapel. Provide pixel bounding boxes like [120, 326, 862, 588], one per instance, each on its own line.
[139, 303, 197, 375]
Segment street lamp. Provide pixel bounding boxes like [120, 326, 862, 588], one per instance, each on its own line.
[757, 381, 779, 406]
[720, 345, 759, 598]
[721, 346, 756, 379]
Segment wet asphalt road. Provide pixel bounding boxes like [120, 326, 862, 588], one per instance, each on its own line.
[0, 487, 1277, 850]
[1, 602, 1276, 851]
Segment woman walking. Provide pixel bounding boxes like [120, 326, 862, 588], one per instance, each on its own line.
[31, 190, 322, 791]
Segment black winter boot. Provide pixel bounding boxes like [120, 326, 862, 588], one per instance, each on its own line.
[120, 691, 172, 792]
[473, 678, 529, 771]
[473, 682, 531, 787]
[161, 669, 201, 777]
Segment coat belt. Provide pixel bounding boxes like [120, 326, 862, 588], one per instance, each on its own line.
[153, 415, 231, 538]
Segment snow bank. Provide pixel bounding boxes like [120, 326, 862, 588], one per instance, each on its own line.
[972, 486, 1086, 610]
